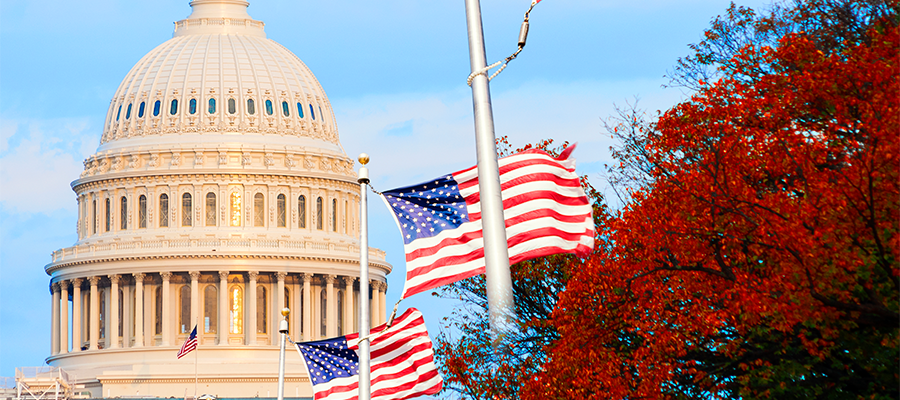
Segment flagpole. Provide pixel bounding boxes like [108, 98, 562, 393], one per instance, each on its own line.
[357, 153, 372, 400]
[277, 308, 289, 400]
[463, 0, 516, 350]
[193, 323, 198, 399]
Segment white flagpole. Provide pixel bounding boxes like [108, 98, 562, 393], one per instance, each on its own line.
[464, 0, 516, 349]
[357, 153, 371, 400]
[193, 322, 198, 399]
[277, 309, 289, 400]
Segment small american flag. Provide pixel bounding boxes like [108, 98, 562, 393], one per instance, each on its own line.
[295, 308, 441, 400]
[176, 325, 198, 359]
[381, 146, 594, 298]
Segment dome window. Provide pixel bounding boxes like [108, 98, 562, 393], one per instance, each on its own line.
[253, 193, 265, 227]
[153, 100, 161, 116]
[159, 193, 169, 227]
[297, 195, 306, 228]
[182, 193, 192, 226]
[138, 195, 147, 228]
[296, 102, 305, 118]
[170, 99, 178, 115]
[208, 98, 216, 114]
[189, 99, 197, 115]
[125, 104, 132, 120]
[228, 98, 236, 114]
[309, 104, 315, 120]
[320, 106, 325, 121]
[277, 194, 286, 227]
[282, 101, 290, 117]
[247, 99, 256, 115]
[138, 102, 145, 118]
[265, 100, 274, 116]
[116, 105, 122, 121]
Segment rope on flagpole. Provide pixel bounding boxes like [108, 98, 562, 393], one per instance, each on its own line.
[350, 299, 404, 347]
[466, 0, 542, 86]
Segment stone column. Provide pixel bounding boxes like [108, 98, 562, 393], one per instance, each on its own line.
[378, 281, 387, 325]
[109, 275, 120, 349]
[51, 283, 60, 355]
[59, 281, 69, 354]
[89, 276, 100, 350]
[218, 271, 229, 346]
[71, 278, 83, 351]
[161, 272, 172, 346]
[133, 273, 144, 347]
[248, 271, 258, 345]
[325, 275, 336, 337]
[370, 280, 379, 327]
[301, 273, 312, 341]
[342, 277, 354, 336]
[190, 272, 200, 333]
[274, 272, 286, 344]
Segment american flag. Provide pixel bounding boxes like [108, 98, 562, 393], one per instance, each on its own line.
[177, 325, 198, 359]
[381, 146, 594, 298]
[295, 308, 441, 400]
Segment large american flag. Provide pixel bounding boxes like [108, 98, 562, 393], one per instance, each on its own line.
[176, 325, 198, 359]
[294, 308, 441, 400]
[381, 147, 594, 298]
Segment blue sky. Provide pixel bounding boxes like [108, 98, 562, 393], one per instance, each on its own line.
[0, 0, 769, 380]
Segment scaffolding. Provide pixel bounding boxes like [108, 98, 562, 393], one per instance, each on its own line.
[14, 368, 74, 400]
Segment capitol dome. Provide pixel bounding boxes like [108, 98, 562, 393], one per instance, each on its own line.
[43, 1, 391, 397]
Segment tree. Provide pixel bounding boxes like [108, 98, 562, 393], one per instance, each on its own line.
[524, 14, 898, 400]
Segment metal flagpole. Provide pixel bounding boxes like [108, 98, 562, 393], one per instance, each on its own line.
[194, 325, 198, 399]
[357, 153, 372, 400]
[277, 308, 289, 400]
[463, 0, 516, 349]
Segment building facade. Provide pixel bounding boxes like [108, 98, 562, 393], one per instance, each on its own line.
[43, 1, 391, 397]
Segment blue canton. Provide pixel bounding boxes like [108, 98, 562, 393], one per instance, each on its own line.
[296, 337, 360, 385]
[382, 174, 469, 244]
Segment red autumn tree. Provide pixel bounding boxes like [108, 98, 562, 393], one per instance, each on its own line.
[524, 16, 898, 400]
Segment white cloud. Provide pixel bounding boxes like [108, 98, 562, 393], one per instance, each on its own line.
[0, 118, 97, 214]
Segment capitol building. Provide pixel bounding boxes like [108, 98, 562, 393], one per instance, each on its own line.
[41, 0, 391, 397]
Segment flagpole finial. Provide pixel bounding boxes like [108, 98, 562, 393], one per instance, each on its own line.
[281, 308, 290, 317]
[359, 153, 370, 165]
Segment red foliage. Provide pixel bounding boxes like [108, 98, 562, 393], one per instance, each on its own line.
[524, 21, 899, 399]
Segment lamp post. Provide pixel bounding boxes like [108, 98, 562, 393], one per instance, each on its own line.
[277, 307, 289, 400]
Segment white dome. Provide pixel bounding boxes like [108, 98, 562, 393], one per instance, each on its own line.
[99, 0, 340, 153]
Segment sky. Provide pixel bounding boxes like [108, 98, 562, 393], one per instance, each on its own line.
[0, 0, 771, 384]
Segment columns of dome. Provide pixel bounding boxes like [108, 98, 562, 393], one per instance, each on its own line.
[274, 272, 286, 345]
[161, 272, 172, 346]
[51, 283, 60, 355]
[133, 273, 144, 348]
[301, 273, 312, 341]
[369, 280, 378, 327]
[378, 281, 387, 325]
[342, 277, 354, 336]
[109, 275, 120, 349]
[325, 275, 336, 337]
[190, 271, 200, 335]
[218, 271, 228, 346]
[59, 281, 69, 354]
[71, 278, 83, 351]
[248, 271, 258, 345]
[88, 277, 100, 350]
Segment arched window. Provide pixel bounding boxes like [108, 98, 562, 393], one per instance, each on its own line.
[247, 98, 255, 115]
[182, 193, 192, 227]
[170, 99, 178, 115]
[159, 194, 169, 227]
[277, 194, 286, 227]
[332, 199, 337, 232]
[206, 192, 216, 226]
[309, 104, 316, 120]
[337, 290, 344, 335]
[253, 193, 264, 227]
[296, 102, 305, 118]
[320, 289, 327, 336]
[282, 101, 290, 117]
[92, 200, 97, 234]
[189, 98, 197, 114]
[116, 105, 122, 121]
[265, 99, 274, 115]
[320, 106, 324, 122]
[230, 192, 242, 226]
[316, 197, 323, 230]
[153, 100, 161, 116]
[204, 285, 217, 333]
[139, 195, 147, 228]
[230, 286, 243, 334]
[105, 198, 111, 232]
[180, 285, 191, 334]
[227, 98, 236, 114]
[208, 98, 216, 114]
[257, 286, 267, 334]
[126, 104, 132, 120]
[120, 196, 128, 230]
[138, 102, 145, 118]
[298, 195, 306, 228]
[155, 287, 163, 334]
[99, 289, 107, 340]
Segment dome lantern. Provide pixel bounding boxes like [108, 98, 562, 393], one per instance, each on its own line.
[174, 0, 264, 37]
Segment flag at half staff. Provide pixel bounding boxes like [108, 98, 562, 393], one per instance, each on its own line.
[177, 325, 198, 359]
[294, 308, 441, 400]
[381, 146, 594, 298]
